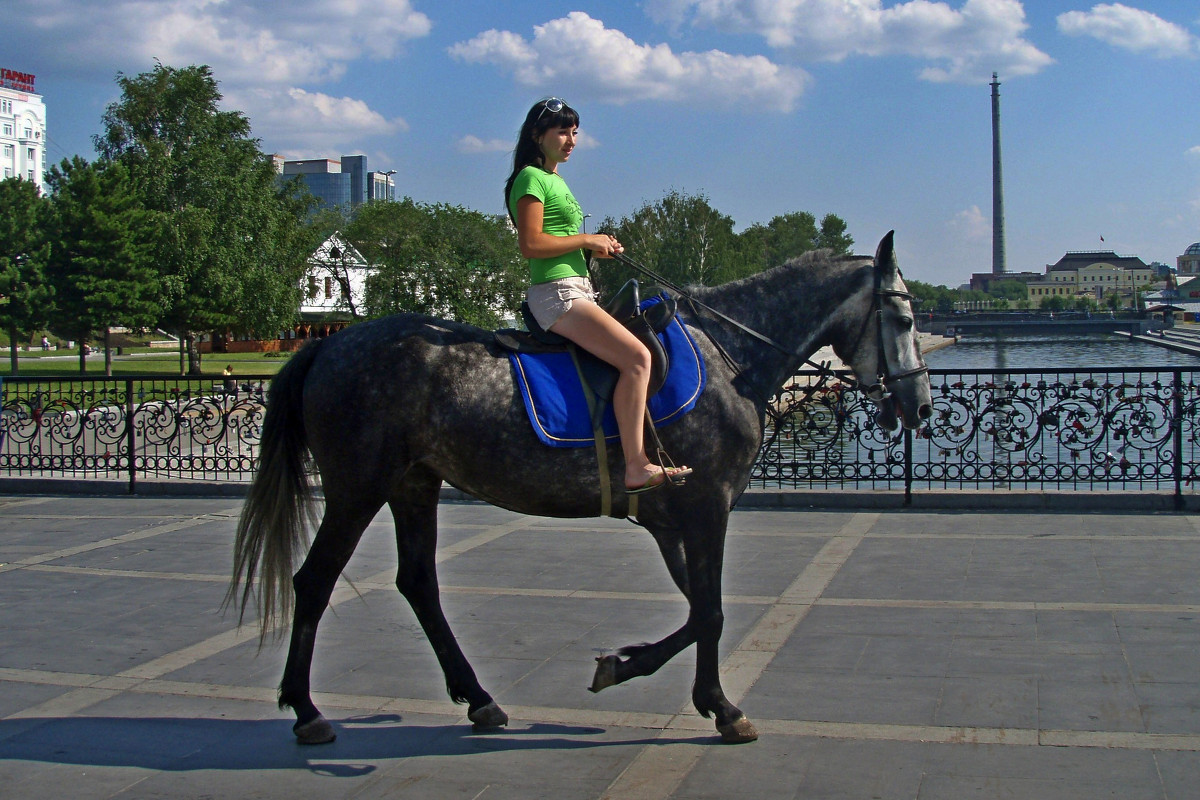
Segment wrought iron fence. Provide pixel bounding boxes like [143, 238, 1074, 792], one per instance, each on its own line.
[751, 366, 1200, 504]
[0, 375, 270, 490]
[3, 368, 1199, 501]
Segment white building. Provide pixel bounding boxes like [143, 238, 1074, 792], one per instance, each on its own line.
[301, 233, 373, 319]
[0, 67, 47, 194]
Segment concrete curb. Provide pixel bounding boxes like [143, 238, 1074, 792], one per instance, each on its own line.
[1, 477, 1192, 512]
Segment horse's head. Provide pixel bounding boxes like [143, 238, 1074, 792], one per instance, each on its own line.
[837, 232, 933, 431]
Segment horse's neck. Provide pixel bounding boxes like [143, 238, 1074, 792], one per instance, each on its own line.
[691, 257, 872, 398]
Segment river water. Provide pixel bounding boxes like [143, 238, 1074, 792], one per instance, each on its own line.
[923, 332, 1200, 371]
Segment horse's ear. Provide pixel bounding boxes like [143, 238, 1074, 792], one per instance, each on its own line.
[874, 231, 897, 277]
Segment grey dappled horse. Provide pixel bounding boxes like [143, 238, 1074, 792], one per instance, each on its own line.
[227, 232, 933, 746]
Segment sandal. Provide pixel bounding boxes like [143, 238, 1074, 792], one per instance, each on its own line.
[626, 465, 693, 494]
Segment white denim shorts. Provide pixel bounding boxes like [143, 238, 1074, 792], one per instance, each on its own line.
[526, 276, 598, 331]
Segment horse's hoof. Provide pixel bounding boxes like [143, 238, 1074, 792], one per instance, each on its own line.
[468, 701, 509, 730]
[717, 715, 759, 744]
[589, 655, 619, 693]
[294, 715, 337, 745]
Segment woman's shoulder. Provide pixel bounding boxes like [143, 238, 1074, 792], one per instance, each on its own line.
[510, 165, 556, 200]
[515, 164, 552, 183]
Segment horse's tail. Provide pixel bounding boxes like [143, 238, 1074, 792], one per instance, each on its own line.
[224, 338, 324, 642]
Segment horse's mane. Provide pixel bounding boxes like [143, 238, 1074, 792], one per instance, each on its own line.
[691, 248, 870, 303]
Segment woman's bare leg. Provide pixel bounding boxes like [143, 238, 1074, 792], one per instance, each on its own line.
[549, 300, 666, 489]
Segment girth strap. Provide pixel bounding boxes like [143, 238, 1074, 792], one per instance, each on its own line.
[569, 346, 639, 519]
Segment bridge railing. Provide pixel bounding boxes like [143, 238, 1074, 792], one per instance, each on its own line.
[0, 375, 270, 490]
[2, 369, 1198, 501]
[752, 366, 1200, 504]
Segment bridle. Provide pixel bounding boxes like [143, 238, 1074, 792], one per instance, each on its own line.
[856, 270, 930, 404]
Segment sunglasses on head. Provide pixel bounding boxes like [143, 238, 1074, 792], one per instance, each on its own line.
[535, 97, 566, 124]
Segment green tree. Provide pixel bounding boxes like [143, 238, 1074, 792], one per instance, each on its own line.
[817, 213, 854, 254]
[1040, 295, 1068, 312]
[45, 157, 161, 374]
[1072, 295, 1097, 312]
[905, 279, 958, 314]
[1105, 291, 1123, 312]
[596, 190, 743, 295]
[987, 279, 1029, 303]
[744, 211, 819, 270]
[95, 63, 309, 373]
[736, 211, 854, 274]
[349, 199, 524, 327]
[0, 178, 53, 372]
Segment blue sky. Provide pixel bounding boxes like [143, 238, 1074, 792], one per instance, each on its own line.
[5, 0, 1198, 287]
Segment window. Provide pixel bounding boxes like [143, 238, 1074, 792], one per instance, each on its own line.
[26, 147, 35, 161]
[3, 124, 11, 136]
[3, 145, 11, 157]
[3, 168, 10, 178]
[324, 277, 332, 299]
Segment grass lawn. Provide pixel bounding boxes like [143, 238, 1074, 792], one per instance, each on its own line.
[0, 348, 291, 378]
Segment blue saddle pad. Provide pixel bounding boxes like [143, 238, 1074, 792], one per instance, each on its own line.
[509, 301, 706, 448]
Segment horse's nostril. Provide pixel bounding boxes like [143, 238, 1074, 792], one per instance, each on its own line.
[918, 404, 933, 419]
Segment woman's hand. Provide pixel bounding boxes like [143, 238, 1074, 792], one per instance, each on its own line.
[515, 196, 624, 260]
[586, 233, 624, 259]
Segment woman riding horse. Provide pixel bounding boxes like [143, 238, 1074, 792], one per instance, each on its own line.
[505, 97, 690, 494]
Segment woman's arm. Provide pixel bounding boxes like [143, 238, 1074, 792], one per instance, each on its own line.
[515, 196, 622, 260]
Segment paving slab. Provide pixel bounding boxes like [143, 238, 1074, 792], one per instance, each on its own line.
[0, 495, 1198, 798]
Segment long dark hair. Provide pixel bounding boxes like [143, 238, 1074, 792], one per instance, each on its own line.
[504, 98, 580, 224]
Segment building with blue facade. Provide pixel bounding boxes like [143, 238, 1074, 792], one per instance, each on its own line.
[275, 154, 396, 211]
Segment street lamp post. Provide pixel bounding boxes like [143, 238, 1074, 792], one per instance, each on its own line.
[380, 169, 396, 202]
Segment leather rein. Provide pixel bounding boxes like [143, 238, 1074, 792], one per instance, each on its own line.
[608, 251, 927, 404]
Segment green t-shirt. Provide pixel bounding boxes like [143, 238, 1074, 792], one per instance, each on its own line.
[508, 165, 587, 284]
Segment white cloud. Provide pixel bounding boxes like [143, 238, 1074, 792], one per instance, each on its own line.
[1057, 4, 1198, 58]
[457, 129, 600, 156]
[449, 12, 811, 111]
[11, 0, 430, 154]
[645, 0, 1054, 83]
[229, 87, 408, 156]
[1189, 145, 1200, 158]
[456, 135, 513, 155]
[952, 205, 991, 241]
[19, 0, 432, 84]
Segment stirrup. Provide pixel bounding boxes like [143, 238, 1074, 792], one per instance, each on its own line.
[644, 407, 689, 487]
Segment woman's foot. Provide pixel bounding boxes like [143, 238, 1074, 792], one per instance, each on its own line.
[625, 465, 693, 494]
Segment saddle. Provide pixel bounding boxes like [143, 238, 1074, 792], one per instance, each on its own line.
[495, 279, 677, 427]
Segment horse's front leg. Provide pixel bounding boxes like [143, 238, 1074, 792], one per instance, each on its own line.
[684, 513, 758, 743]
[590, 530, 695, 691]
[388, 483, 506, 729]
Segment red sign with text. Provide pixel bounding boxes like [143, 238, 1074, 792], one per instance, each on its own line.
[0, 68, 36, 93]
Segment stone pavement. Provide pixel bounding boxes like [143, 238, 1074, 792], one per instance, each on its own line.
[0, 494, 1197, 799]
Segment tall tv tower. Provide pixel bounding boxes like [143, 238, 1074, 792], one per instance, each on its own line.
[990, 72, 1007, 275]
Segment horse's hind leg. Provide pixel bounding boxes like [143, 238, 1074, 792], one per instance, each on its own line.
[278, 496, 381, 744]
[389, 473, 507, 729]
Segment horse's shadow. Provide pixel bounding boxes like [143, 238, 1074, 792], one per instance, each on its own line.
[0, 713, 712, 776]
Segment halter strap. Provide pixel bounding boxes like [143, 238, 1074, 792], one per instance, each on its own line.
[862, 276, 930, 402]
